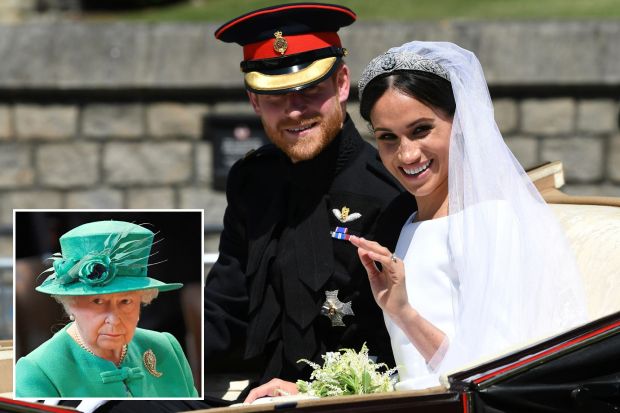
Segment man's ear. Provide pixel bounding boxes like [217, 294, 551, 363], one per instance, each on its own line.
[336, 64, 351, 104]
[247, 91, 261, 115]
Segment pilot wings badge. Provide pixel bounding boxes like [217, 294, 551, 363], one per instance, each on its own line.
[332, 206, 361, 223]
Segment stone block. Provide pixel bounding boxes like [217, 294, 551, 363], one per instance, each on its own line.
[347, 102, 373, 142]
[576, 100, 618, 133]
[493, 99, 518, 134]
[142, 24, 212, 86]
[66, 188, 123, 209]
[82, 104, 144, 139]
[504, 136, 538, 170]
[522, 99, 575, 135]
[601, 23, 620, 83]
[196, 142, 213, 185]
[476, 22, 604, 85]
[36, 143, 99, 188]
[179, 188, 226, 227]
[104, 142, 192, 186]
[211, 102, 256, 116]
[147, 103, 208, 139]
[0, 236, 11, 258]
[0, 106, 10, 139]
[608, 134, 620, 183]
[0, 318, 9, 349]
[0, 144, 34, 188]
[0, 23, 56, 87]
[202, 22, 247, 88]
[15, 105, 77, 140]
[127, 188, 175, 209]
[204, 234, 220, 255]
[540, 136, 604, 182]
[54, 23, 150, 88]
[0, 191, 62, 226]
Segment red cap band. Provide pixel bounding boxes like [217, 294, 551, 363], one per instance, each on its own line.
[243, 32, 342, 61]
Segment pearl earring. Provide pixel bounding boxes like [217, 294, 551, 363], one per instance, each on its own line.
[69, 314, 75, 321]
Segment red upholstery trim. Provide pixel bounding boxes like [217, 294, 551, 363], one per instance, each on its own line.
[462, 392, 470, 412]
[0, 397, 75, 412]
[473, 319, 620, 384]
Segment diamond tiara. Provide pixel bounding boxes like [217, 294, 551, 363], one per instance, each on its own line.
[358, 51, 450, 100]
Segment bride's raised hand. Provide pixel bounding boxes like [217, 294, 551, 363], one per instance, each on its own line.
[349, 235, 410, 320]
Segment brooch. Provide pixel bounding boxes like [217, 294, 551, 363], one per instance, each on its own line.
[143, 349, 163, 378]
[332, 206, 361, 223]
[321, 290, 354, 327]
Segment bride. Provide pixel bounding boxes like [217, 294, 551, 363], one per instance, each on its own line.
[349, 40, 587, 389]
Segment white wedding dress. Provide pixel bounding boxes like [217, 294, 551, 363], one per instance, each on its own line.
[385, 211, 458, 390]
[385, 201, 520, 390]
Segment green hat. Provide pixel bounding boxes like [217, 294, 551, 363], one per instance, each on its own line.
[36, 220, 182, 296]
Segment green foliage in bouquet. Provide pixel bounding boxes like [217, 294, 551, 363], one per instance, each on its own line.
[296, 343, 397, 397]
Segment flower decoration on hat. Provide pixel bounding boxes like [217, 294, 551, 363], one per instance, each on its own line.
[42, 224, 154, 288]
[52, 254, 118, 286]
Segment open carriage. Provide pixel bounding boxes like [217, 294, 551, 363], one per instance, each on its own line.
[198, 161, 620, 412]
[2, 161, 619, 412]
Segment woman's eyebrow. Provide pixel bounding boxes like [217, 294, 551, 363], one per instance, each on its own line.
[373, 118, 434, 133]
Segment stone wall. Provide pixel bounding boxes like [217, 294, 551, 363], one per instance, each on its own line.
[0, 22, 619, 333]
[0, 99, 234, 247]
[0, 267, 10, 339]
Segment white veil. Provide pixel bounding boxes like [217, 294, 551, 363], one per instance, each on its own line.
[362, 42, 588, 380]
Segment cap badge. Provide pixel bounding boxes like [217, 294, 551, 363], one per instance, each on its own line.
[273, 31, 288, 55]
[321, 290, 354, 327]
[333, 206, 361, 223]
[143, 349, 163, 378]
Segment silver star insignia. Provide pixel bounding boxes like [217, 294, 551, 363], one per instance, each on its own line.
[321, 290, 354, 327]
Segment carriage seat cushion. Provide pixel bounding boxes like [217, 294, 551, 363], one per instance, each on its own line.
[549, 203, 620, 320]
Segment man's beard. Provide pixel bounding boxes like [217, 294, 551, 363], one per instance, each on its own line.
[262, 101, 344, 163]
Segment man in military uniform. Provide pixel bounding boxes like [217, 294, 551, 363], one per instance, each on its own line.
[205, 2, 403, 404]
[29, 4, 401, 413]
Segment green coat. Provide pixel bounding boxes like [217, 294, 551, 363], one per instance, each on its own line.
[16, 324, 198, 398]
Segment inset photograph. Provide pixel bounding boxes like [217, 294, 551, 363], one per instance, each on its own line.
[14, 210, 203, 399]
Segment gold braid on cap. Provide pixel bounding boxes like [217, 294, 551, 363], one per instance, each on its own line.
[245, 56, 336, 92]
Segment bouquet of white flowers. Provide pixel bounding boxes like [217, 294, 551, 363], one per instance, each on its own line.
[296, 343, 397, 397]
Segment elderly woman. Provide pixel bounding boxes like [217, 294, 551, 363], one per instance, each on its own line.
[15, 220, 198, 398]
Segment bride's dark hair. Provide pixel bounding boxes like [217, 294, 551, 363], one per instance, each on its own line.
[360, 70, 455, 122]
